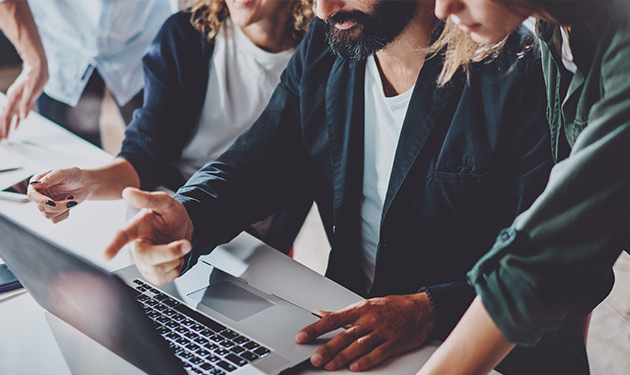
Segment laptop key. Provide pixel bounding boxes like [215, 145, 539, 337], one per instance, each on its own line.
[218, 340, 235, 348]
[215, 348, 230, 356]
[205, 354, 220, 363]
[232, 336, 248, 345]
[196, 348, 210, 358]
[174, 304, 227, 332]
[225, 354, 248, 367]
[216, 361, 237, 372]
[230, 346, 246, 354]
[240, 351, 259, 362]
[208, 335, 222, 342]
[242, 341, 259, 350]
[200, 328, 215, 336]
[210, 368, 225, 375]
[204, 343, 219, 351]
[253, 347, 270, 357]
[220, 330, 238, 340]
[200, 362, 214, 371]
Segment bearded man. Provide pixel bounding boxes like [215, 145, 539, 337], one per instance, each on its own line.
[102, 1, 587, 374]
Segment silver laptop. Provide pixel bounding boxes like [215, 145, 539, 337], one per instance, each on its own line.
[0, 211, 334, 375]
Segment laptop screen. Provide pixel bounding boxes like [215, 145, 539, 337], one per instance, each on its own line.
[0, 212, 186, 375]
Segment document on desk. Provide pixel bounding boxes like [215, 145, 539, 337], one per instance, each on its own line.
[0, 147, 21, 173]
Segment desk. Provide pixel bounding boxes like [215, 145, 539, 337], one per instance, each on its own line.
[0, 95, 500, 375]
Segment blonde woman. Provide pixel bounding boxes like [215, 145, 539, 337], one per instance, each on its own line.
[419, 0, 630, 374]
[27, 0, 314, 253]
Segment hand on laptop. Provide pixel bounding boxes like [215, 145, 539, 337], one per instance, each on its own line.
[296, 293, 436, 371]
[103, 187, 194, 285]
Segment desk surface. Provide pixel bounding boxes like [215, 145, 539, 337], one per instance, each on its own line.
[0, 95, 499, 375]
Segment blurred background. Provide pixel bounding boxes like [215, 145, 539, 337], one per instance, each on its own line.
[1, 22, 629, 375]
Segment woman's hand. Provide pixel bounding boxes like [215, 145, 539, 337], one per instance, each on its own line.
[27, 168, 91, 223]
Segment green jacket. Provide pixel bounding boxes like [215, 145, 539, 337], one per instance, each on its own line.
[468, 0, 630, 347]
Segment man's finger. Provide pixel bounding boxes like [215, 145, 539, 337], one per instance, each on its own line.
[142, 260, 184, 286]
[308, 325, 370, 368]
[122, 187, 174, 212]
[296, 309, 358, 343]
[0, 91, 20, 139]
[325, 333, 383, 371]
[349, 343, 395, 372]
[131, 239, 191, 267]
[102, 214, 145, 260]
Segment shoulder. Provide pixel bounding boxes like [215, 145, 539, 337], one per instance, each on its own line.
[472, 25, 542, 87]
[154, 11, 206, 45]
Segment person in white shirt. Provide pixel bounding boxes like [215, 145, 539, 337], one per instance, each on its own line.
[0, 0, 177, 146]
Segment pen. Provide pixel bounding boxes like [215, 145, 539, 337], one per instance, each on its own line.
[0, 167, 21, 173]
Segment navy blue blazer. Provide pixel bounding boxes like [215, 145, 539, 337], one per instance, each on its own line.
[175, 19, 586, 374]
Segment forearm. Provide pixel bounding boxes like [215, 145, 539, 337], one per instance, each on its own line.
[83, 158, 140, 200]
[418, 296, 515, 375]
[0, 1, 47, 74]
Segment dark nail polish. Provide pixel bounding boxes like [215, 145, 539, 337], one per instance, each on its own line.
[66, 201, 78, 208]
[30, 181, 41, 184]
[67, 196, 74, 200]
[46, 200, 56, 207]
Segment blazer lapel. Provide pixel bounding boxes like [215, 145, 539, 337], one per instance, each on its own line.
[326, 57, 366, 225]
[324, 57, 368, 294]
[381, 57, 465, 224]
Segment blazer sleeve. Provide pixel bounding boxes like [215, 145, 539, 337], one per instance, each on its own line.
[422, 46, 555, 340]
[468, 15, 630, 346]
[118, 11, 211, 190]
[174, 20, 323, 272]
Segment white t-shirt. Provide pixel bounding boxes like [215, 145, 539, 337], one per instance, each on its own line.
[560, 27, 578, 74]
[360, 55, 414, 290]
[177, 19, 294, 179]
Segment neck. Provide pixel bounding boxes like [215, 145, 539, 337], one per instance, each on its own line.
[238, 9, 293, 53]
[374, 8, 435, 97]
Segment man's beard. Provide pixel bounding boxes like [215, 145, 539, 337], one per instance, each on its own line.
[325, 0, 419, 60]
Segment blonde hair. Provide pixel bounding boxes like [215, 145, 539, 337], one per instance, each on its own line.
[428, 19, 507, 86]
[187, 0, 315, 47]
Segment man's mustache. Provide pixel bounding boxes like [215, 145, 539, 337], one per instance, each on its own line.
[326, 10, 371, 27]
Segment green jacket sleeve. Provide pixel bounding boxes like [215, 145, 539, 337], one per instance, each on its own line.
[468, 13, 630, 346]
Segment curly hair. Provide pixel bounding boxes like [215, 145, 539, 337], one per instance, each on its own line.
[187, 0, 315, 47]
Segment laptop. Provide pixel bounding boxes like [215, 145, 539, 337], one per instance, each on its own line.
[0, 211, 335, 375]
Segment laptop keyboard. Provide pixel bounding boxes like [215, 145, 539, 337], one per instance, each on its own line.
[131, 279, 272, 374]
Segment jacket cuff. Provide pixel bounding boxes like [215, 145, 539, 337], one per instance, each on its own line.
[418, 282, 476, 341]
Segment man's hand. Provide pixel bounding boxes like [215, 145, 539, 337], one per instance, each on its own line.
[103, 187, 195, 285]
[0, 0, 48, 140]
[1, 61, 48, 139]
[296, 293, 437, 372]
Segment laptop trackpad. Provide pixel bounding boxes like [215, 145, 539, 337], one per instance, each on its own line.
[187, 280, 273, 321]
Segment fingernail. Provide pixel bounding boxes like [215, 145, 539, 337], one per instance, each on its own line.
[30, 181, 41, 184]
[181, 242, 192, 255]
[349, 363, 360, 372]
[296, 332, 308, 343]
[46, 200, 56, 207]
[311, 353, 323, 367]
[66, 201, 78, 208]
[67, 195, 74, 200]
[325, 362, 336, 371]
